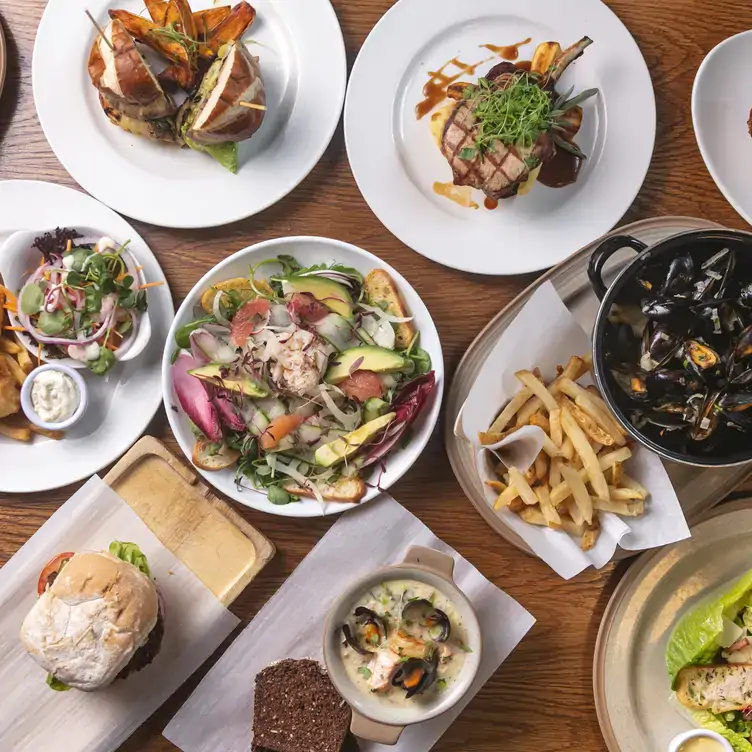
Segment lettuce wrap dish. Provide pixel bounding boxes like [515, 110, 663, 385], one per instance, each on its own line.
[666, 569, 752, 751]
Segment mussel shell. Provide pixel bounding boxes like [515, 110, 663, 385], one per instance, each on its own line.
[645, 369, 687, 394]
[661, 255, 694, 295]
[740, 283, 752, 309]
[401, 599, 451, 643]
[391, 654, 439, 699]
[684, 340, 720, 370]
[341, 624, 372, 656]
[719, 392, 752, 412]
[690, 391, 721, 442]
[341, 607, 389, 655]
[734, 325, 752, 360]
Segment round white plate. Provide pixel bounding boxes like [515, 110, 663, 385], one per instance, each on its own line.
[32, 0, 346, 229]
[0, 181, 174, 493]
[162, 236, 444, 517]
[345, 0, 656, 276]
[693, 30, 752, 227]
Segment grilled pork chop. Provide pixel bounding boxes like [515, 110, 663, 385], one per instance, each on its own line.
[675, 663, 752, 714]
[440, 38, 593, 200]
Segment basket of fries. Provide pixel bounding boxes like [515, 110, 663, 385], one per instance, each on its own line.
[456, 282, 690, 579]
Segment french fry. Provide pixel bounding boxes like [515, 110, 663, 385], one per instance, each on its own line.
[610, 461, 624, 487]
[515, 370, 559, 412]
[534, 451, 548, 482]
[495, 484, 521, 510]
[508, 497, 526, 513]
[608, 486, 644, 501]
[0, 337, 21, 354]
[592, 498, 645, 517]
[524, 464, 537, 484]
[560, 516, 585, 537]
[1, 352, 26, 386]
[478, 425, 520, 445]
[529, 413, 551, 433]
[518, 506, 547, 526]
[561, 397, 615, 446]
[560, 463, 593, 525]
[585, 388, 628, 436]
[567, 498, 584, 526]
[28, 425, 64, 440]
[536, 485, 561, 529]
[560, 436, 574, 461]
[561, 405, 609, 502]
[541, 434, 562, 459]
[516, 396, 542, 426]
[489, 387, 532, 432]
[581, 517, 601, 551]
[16, 347, 33, 374]
[558, 378, 627, 446]
[0, 421, 31, 441]
[508, 467, 539, 506]
[620, 474, 649, 500]
[549, 407, 563, 447]
[549, 457, 562, 488]
[598, 446, 633, 470]
[485, 480, 507, 493]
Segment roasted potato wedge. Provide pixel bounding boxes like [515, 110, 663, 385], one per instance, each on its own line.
[207, 1, 256, 52]
[531, 41, 562, 76]
[157, 62, 197, 91]
[194, 6, 232, 38]
[144, 0, 169, 25]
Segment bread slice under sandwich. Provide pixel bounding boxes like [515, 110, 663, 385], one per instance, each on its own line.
[283, 476, 366, 503]
[364, 270, 416, 350]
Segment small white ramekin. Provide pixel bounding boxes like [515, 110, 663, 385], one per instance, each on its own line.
[668, 729, 734, 752]
[20, 364, 88, 430]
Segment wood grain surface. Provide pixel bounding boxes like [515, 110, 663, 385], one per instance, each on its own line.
[1, 1, 752, 750]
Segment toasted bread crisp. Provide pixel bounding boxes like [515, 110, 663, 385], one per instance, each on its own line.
[364, 269, 415, 350]
[283, 476, 366, 503]
[201, 278, 273, 314]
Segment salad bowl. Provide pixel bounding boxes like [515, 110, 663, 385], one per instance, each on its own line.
[162, 236, 444, 517]
[0, 227, 152, 371]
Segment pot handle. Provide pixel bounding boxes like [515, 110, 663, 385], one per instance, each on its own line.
[587, 235, 648, 301]
[402, 546, 455, 581]
[350, 709, 404, 745]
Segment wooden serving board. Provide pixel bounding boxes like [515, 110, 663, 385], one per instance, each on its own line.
[103, 436, 274, 607]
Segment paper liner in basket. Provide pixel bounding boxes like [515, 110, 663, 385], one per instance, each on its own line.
[457, 281, 690, 580]
[0, 476, 239, 752]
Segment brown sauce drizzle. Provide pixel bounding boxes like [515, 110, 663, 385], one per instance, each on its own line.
[416, 39, 531, 119]
[484, 197, 499, 210]
[481, 38, 532, 61]
[538, 149, 582, 188]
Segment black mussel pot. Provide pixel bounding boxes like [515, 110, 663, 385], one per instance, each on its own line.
[588, 229, 752, 467]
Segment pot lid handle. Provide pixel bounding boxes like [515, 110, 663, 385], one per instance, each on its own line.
[401, 546, 455, 581]
[350, 709, 404, 745]
[587, 234, 647, 300]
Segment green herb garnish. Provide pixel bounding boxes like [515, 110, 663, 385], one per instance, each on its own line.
[357, 667, 372, 679]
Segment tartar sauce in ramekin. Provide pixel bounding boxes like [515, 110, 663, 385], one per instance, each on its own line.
[30, 370, 79, 423]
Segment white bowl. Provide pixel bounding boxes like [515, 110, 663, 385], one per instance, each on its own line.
[0, 226, 152, 368]
[161, 236, 444, 517]
[692, 30, 752, 227]
[668, 729, 733, 752]
[323, 546, 482, 745]
[20, 363, 88, 431]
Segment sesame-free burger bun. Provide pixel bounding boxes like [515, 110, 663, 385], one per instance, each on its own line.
[20, 551, 158, 691]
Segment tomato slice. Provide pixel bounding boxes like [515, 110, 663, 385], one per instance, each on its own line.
[339, 371, 385, 403]
[37, 552, 74, 596]
[230, 298, 270, 347]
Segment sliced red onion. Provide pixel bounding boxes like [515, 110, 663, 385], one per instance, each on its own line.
[16, 307, 114, 346]
[114, 310, 140, 360]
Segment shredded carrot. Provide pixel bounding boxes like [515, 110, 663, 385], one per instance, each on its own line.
[3, 304, 17, 313]
[115, 272, 126, 282]
[3, 326, 25, 332]
[0, 286, 17, 306]
[139, 281, 164, 289]
[65, 239, 72, 253]
[104, 341, 119, 352]
[37, 342, 42, 365]
[135, 265, 144, 272]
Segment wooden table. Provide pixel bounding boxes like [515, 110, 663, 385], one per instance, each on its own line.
[1, 1, 752, 750]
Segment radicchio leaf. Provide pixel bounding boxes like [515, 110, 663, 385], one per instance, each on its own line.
[211, 389, 246, 431]
[361, 371, 436, 468]
[172, 353, 222, 442]
[32, 227, 82, 263]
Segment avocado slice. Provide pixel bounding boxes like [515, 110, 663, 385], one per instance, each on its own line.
[189, 363, 269, 398]
[314, 412, 396, 467]
[325, 346, 409, 385]
[281, 276, 354, 319]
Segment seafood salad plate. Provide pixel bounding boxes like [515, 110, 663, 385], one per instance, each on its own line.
[163, 236, 443, 517]
[345, 0, 655, 275]
[32, 0, 346, 228]
[0, 181, 173, 494]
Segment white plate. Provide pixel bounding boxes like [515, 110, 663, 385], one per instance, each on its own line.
[0, 181, 174, 493]
[162, 236, 444, 517]
[344, 0, 656, 275]
[693, 30, 752, 227]
[32, 0, 346, 229]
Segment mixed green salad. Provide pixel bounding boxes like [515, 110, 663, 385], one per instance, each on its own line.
[171, 255, 436, 506]
[667, 569, 752, 750]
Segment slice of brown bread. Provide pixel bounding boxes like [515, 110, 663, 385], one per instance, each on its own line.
[252, 659, 351, 752]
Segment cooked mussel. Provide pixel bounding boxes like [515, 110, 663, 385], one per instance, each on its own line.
[645, 369, 687, 394]
[690, 391, 721, 442]
[661, 254, 694, 295]
[735, 326, 752, 360]
[401, 599, 451, 643]
[719, 392, 752, 412]
[684, 340, 720, 371]
[391, 654, 439, 699]
[640, 324, 679, 371]
[341, 607, 388, 655]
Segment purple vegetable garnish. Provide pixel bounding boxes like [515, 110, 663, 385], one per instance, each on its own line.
[362, 372, 436, 468]
[172, 352, 222, 442]
[211, 389, 246, 431]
